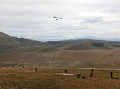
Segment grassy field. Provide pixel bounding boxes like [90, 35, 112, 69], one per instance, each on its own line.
[0, 68, 120, 89]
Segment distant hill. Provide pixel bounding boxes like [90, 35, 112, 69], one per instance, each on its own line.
[64, 40, 113, 50]
[0, 32, 21, 52]
[0, 31, 120, 52]
[46, 39, 87, 45]
[46, 39, 120, 49]
[14, 37, 45, 46]
[0, 32, 49, 52]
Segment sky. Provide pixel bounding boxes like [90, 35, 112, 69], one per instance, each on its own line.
[0, 0, 120, 41]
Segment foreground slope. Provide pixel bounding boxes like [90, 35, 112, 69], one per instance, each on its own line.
[0, 68, 120, 89]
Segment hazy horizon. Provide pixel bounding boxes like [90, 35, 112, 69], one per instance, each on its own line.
[1, 31, 120, 42]
[1, 0, 120, 41]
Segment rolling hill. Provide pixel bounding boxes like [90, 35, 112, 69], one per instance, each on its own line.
[64, 40, 113, 50]
[0, 32, 21, 52]
[0, 31, 120, 68]
[0, 32, 48, 52]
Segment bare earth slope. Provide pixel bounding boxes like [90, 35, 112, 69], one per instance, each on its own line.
[0, 48, 120, 68]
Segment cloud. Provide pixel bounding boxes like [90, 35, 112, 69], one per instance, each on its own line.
[81, 17, 103, 24]
[0, 0, 120, 41]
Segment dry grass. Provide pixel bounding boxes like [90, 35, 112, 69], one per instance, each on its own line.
[0, 68, 120, 89]
[0, 48, 120, 89]
[1, 49, 120, 68]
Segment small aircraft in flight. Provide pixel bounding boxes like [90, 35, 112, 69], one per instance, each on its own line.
[53, 16, 63, 20]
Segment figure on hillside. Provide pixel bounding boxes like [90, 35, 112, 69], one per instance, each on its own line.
[65, 69, 67, 73]
[35, 67, 38, 72]
[110, 72, 113, 78]
[82, 76, 86, 79]
[77, 73, 81, 78]
[90, 72, 93, 77]
[91, 69, 94, 72]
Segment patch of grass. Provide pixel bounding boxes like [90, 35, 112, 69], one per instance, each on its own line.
[0, 68, 120, 89]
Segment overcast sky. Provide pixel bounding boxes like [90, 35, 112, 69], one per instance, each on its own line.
[0, 0, 120, 41]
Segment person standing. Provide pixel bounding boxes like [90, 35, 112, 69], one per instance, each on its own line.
[110, 72, 113, 78]
[90, 69, 94, 77]
[65, 69, 67, 73]
[91, 69, 93, 72]
[35, 67, 37, 72]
